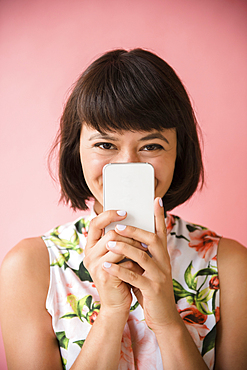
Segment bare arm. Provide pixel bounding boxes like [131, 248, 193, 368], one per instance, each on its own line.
[214, 237, 247, 370]
[0, 238, 63, 370]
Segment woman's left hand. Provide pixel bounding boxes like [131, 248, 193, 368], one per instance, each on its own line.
[102, 197, 180, 333]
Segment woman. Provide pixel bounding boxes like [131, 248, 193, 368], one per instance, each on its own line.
[0, 49, 247, 370]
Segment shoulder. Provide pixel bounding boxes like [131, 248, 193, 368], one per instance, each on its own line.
[217, 237, 247, 305]
[217, 237, 247, 298]
[1, 236, 49, 273]
[217, 237, 247, 274]
[0, 237, 50, 300]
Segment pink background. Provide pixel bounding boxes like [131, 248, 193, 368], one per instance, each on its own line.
[1, 0, 246, 367]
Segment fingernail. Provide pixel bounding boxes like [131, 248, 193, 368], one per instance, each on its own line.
[116, 224, 126, 231]
[103, 262, 112, 268]
[159, 198, 163, 207]
[141, 243, 148, 249]
[107, 241, 116, 248]
[117, 210, 126, 216]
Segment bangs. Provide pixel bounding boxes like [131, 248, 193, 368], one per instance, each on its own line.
[75, 49, 183, 133]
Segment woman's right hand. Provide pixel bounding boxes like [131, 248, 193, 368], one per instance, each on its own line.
[84, 210, 144, 315]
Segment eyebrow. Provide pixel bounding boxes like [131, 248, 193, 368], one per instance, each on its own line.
[89, 131, 170, 144]
[89, 133, 118, 141]
[138, 132, 169, 144]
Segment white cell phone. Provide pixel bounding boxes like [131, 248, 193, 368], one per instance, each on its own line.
[103, 162, 155, 234]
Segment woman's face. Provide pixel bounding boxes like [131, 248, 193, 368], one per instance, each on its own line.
[80, 124, 177, 214]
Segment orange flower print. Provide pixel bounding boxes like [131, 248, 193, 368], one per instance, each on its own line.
[209, 276, 219, 290]
[177, 300, 209, 350]
[188, 229, 220, 262]
[166, 214, 176, 234]
[81, 228, 88, 238]
[179, 305, 207, 325]
[128, 315, 157, 370]
[88, 310, 98, 325]
[214, 306, 220, 323]
[119, 324, 135, 369]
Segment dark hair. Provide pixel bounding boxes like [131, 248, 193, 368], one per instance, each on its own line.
[50, 48, 204, 211]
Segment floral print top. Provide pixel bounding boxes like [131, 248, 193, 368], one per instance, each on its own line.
[42, 211, 221, 369]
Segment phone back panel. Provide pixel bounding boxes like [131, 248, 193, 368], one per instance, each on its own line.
[103, 163, 155, 234]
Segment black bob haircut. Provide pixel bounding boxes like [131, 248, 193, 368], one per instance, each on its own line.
[50, 48, 204, 212]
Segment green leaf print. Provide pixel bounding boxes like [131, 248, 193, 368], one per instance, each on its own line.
[184, 262, 197, 290]
[173, 261, 219, 316]
[130, 301, 140, 312]
[61, 357, 67, 370]
[75, 218, 90, 235]
[77, 295, 92, 317]
[194, 267, 218, 278]
[56, 331, 69, 350]
[170, 232, 190, 242]
[78, 260, 93, 282]
[67, 294, 79, 316]
[50, 229, 83, 254]
[61, 313, 78, 319]
[73, 339, 85, 348]
[186, 295, 195, 305]
[186, 224, 207, 233]
[212, 290, 217, 314]
[60, 294, 101, 325]
[195, 287, 214, 315]
[51, 252, 70, 268]
[173, 279, 194, 303]
[196, 287, 214, 302]
[64, 294, 92, 321]
[201, 325, 216, 357]
[92, 301, 101, 310]
[71, 229, 79, 245]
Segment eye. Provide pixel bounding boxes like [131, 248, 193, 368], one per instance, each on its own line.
[94, 142, 116, 150]
[141, 144, 164, 151]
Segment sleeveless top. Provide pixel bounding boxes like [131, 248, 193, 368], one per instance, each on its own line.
[42, 211, 221, 370]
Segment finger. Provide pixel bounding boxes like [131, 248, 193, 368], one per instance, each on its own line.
[102, 261, 148, 289]
[154, 197, 167, 243]
[153, 197, 170, 265]
[118, 260, 144, 275]
[106, 239, 149, 253]
[113, 223, 160, 261]
[116, 262, 144, 307]
[113, 198, 166, 244]
[113, 210, 169, 270]
[114, 223, 152, 246]
[101, 250, 126, 264]
[86, 210, 127, 250]
[102, 241, 147, 265]
[86, 229, 143, 259]
[100, 238, 146, 264]
[106, 240, 158, 277]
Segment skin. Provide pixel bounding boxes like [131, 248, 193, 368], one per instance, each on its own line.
[0, 125, 247, 369]
[79, 124, 177, 214]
